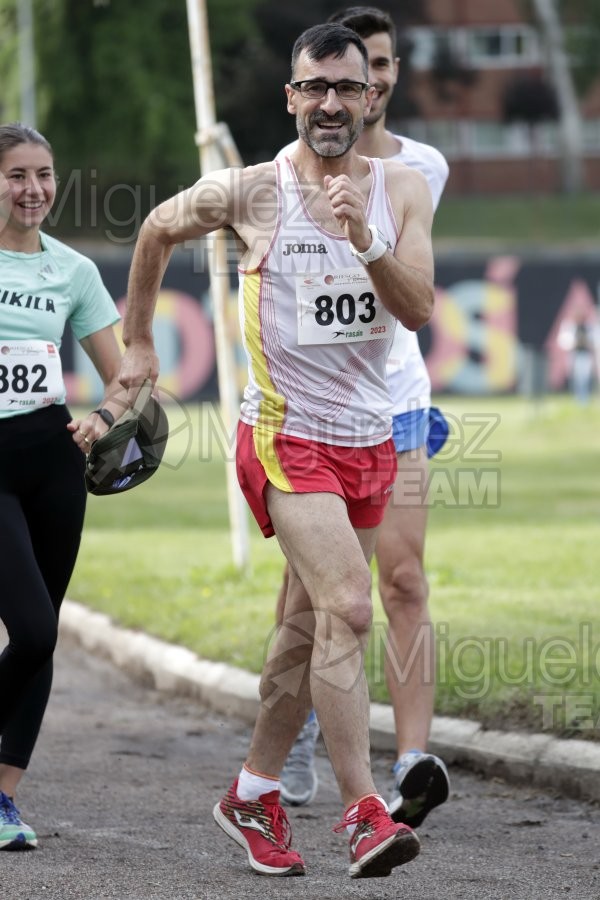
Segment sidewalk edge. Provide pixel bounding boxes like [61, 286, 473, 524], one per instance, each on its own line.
[60, 600, 600, 803]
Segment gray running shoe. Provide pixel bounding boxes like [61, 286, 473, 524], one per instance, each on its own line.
[388, 750, 450, 828]
[280, 716, 320, 806]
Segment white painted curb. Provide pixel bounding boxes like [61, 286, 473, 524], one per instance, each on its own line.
[61, 600, 600, 803]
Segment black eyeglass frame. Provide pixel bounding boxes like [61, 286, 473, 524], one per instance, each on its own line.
[289, 79, 370, 100]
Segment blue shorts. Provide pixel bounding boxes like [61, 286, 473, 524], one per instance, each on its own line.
[392, 407, 449, 459]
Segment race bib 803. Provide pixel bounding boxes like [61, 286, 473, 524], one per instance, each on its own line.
[0, 340, 64, 411]
[297, 267, 395, 346]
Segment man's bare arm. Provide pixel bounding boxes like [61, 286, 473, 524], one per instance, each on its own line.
[119, 167, 261, 396]
[364, 166, 434, 331]
[325, 165, 434, 331]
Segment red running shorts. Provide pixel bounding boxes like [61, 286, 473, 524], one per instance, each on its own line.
[236, 420, 397, 538]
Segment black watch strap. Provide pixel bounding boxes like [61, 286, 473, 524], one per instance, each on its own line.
[92, 408, 115, 428]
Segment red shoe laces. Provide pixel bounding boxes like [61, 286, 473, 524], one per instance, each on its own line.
[266, 800, 293, 849]
[332, 798, 388, 834]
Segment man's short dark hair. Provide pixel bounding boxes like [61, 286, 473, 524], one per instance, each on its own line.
[291, 23, 369, 80]
[327, 6, 397, 55]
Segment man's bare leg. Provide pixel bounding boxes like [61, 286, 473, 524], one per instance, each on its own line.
[376, 445, 449, 826]
[275, 562, 321, 806]
[376, 446, 434, 755]
[245, 569, 315, 776]
[215, 488, 421, 877]
[249, 487, 378, 807]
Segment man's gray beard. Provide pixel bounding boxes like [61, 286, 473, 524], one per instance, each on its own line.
[297, 115, 363, 158]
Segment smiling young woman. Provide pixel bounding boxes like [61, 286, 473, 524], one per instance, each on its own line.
[0, 137, 56, 251]
[0, 122, 128, 850]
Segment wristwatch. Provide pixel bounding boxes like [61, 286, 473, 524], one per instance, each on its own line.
[348, 223, 389, 265]
[92, 407, 115, 428]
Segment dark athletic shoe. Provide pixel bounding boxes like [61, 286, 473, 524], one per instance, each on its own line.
[388, 750, 450, 828]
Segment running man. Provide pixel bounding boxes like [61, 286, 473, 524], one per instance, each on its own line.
[119, 24, 434, 879]
[278, 6, 451, 829]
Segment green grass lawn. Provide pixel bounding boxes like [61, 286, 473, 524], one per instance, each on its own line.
[68, 397, 600, 739]
[432, 193, 600, 249]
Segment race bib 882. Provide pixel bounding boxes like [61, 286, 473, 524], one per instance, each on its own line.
[0, 340, 64, 411]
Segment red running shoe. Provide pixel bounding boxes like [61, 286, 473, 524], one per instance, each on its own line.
[213, 779, 306, 876]
[335, 794, 420, 878]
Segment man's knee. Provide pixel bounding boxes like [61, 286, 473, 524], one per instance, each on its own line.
[315, 588, 373, 645]
[343, 595, 373, 637]
[380, 555, 429, 616]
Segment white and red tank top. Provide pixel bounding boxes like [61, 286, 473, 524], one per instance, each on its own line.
[238, 156, 400, 447]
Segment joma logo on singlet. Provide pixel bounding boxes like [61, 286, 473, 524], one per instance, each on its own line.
[282, 242, 328, 256]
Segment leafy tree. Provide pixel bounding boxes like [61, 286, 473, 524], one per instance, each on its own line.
[2, 0, 428, 231]
[30, 0, 261, 233]
[502, 74, 559, 190]
[0, 1, 20, 121]
[36, 2, 195, 187]
[567, 0, 600, 95]
[215, 0, 426, 161]
[430, 41, 477, 104]
[502, 74, 559, 124]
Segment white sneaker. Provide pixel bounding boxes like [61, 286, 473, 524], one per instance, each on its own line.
[388, 750, 449, 828]
[280, 716, 320, 807]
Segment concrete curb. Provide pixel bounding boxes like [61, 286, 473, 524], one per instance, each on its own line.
[60, 600, 600, 804]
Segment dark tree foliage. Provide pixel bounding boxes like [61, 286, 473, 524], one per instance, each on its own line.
[502, 75, 559, 124]
[430, 43, 477, 104]
[42, 3, 197, 179]
[29, 0, 427, 233]
[567, 0, 600, 95]
[215, 0, 427, 161]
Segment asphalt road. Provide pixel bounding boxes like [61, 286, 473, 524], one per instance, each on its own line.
[4, 634, 598, 900]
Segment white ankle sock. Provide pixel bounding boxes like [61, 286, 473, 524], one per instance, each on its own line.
[237, 765, 281, 801]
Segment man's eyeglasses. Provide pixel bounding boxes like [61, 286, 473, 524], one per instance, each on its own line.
[290, 80, 369, 101]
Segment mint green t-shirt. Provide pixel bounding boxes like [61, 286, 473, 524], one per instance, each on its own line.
[0, 232, 120, 418]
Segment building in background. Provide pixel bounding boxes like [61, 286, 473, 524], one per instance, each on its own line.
[398, 0, 600, 193]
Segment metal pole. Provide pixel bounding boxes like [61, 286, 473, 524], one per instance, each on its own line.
[17, 0, 36, 127]
[532, 0, 584, 193]
[185, 0, 249, 571]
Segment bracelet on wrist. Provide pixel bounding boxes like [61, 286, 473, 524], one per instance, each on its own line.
[348, 223, 389, 265]
[92, 408, 115, 428]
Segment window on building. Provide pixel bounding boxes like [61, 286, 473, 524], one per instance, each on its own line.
[582, 120, 600, 156]
[537, 122, 560, 156]
[408, 28, 460, 70]
[403, 119, 575, 160]
[404, 116, 600, 161]
[408, 26, 541, 70]
[470, 121, 530, 157]
[467, 27, 540, 67]
[403, 119, 461, 157]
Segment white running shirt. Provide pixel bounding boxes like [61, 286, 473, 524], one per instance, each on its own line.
[277, 135, 449, 414]
[238, 156, 399, 446]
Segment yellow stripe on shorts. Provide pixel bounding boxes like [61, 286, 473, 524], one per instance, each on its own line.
[242, 271, 292, 492]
